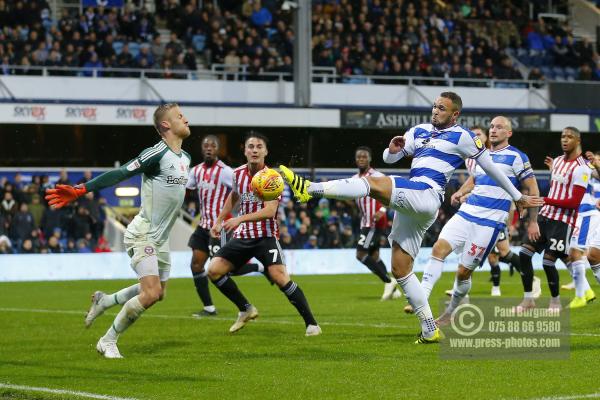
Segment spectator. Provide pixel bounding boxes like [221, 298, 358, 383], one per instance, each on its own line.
[250, 1, 272, 27]
[76, 238, 92, 253]
[47, 235, 63, 253]
[1, 191, 17, 216]
[93, 236, 111, 253]
[10, 203, 35, 243]
[69, 205, 93, 240]
[304, 234, 319, 249]
[20, 238, 35, 254]
[82, 52, 103, 76]
[0, 235, 13, 254]
[64, 238, 77, 253]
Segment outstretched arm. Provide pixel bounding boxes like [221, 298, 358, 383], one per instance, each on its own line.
[45, 160, 143, 209]
[475, 151, 522, 201]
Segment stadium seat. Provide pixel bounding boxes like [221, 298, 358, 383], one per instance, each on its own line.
[128, 42, 141, 58]
[112, 41, 124, 55]
[540, 66, 553, 79]
[192, 35, 206, 52]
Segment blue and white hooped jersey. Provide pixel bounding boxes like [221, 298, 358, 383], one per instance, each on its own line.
[459, 145, 534, 228]
[579, 177, 600, 217]
[402, 123, 485, 192]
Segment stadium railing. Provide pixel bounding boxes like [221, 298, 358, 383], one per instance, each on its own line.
[4, 64, 598, 88]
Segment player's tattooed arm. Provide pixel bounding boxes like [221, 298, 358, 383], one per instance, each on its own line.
[521, 176, 541, 241]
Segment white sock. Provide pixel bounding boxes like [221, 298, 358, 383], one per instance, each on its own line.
[582, 258, 592, 291]
[308, 178, 370, 200]
[397, 273, 437, 338]
[591, 262, 600, 285]
[566, 262, 573, 277]
[572, 259, 588, 298]
[524, 291, 534, 299]
[103, 295, 146, 342]
[204, 305, 216, 312]
[421, 257, 444, 299]
[447, 278, 471, 312]
[100, 283, 141, 309]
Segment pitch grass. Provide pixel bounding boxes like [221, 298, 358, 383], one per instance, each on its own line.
[1, 271, 600, 400]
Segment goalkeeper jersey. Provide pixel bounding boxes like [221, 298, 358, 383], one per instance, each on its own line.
[86, 140, 191, 246]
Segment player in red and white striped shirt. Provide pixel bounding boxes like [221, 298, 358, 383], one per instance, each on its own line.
[520, 127, 591, 310]
[207, 132, 320, 336]
[352, 146, 399, 300]
[186, 135, 260, 317]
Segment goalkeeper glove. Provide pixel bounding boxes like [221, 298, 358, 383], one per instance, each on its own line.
[45, 184, 87, 209]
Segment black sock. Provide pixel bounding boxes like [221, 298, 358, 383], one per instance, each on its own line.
[490, 263, 501, 286]
[212, 275, 251, 311]
[360, 255, 392, 283]
[232, 263, 261, 276]
[500, 251, 522, 275]
[280, 281, 317, 326]
[519, 248, 534, 292]
[542, 258, 560, 297]
[192, 270, 213, 307]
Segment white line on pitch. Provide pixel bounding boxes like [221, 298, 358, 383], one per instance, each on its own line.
[523, 392, 600, 400]
[0, 307, 409, 329]
[0, 383, 139, 400]
[2, 307, 600, 336]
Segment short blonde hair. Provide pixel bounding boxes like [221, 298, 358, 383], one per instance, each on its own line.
[153, 103, 179, 135]
[494, 116, 512, 131]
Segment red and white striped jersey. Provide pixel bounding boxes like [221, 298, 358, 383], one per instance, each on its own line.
[352, 168, 387, 229]
[186, 160, 233, 229]
[540, 155, 591, 226]
[232, 165, 279, 239]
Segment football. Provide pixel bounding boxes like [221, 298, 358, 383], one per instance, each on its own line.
[251, 168, 284, 201]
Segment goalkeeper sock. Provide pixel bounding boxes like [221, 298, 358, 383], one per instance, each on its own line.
[308, 178, 369, 200]
[397, 272, 437, 338]
[103, 295, 145, 341]
[421, 256, 444, 299]
[100, 283, 141, 309]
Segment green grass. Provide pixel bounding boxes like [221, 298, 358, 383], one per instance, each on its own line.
[1, 271, 599, 400]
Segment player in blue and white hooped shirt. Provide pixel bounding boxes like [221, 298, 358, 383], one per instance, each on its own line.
[426, 116, 541, 325]
[415, 122, 540, 317]
[280, 92, 543, 344]
[585, 151, 600, 290]
[564, 150, 600, 308]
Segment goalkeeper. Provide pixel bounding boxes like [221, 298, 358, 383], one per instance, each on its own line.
[45, 103, 191, 359]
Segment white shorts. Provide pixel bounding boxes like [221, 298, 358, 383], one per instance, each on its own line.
[438, 213, 505, 270]
[124, 238, 171, 281]
[386, 176, 442, 259]
[571, 214, 600, 250]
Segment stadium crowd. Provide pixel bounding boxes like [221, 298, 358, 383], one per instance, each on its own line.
[0, 171, 111, 254]
[0, 0, 597, 82]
